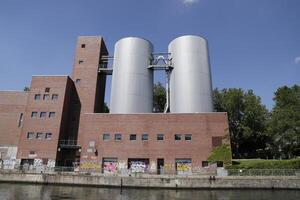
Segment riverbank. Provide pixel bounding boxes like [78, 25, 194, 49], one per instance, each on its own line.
[0, 172, 300, 189]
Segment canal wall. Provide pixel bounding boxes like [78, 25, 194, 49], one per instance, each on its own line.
[0, 173, 299, 189]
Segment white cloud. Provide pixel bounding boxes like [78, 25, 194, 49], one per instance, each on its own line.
[295, 57, 300, 64]
[179, 0, 199, 5]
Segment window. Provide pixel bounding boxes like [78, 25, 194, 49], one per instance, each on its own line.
[185, 134, 192, 141]
[49, 112, 55, 118]
[34, 94, 41, 100]
[36, 132, 43, 139]
[43, 94, 49, 100]
[157, 134, 164, 141]
[129, 134, 136, 141]
[175, 134, 181, 141]
[202, 161, 209, 167]
[52, 94, 58, 100]
[212, 137, 222, 148]
[142, 134, 148, 141]
[115, 134, 122, 141]
[78, 60, 84, 64]
[81, 44, 86, 48]
[75, 79, 81, 84]
[29, 151, 35, 155]
[45, 88, 50, 93]
[103, 133, 110, 141]
[18, 113, 23, 128]
[31, 112, 38, 118]
[40, 112, 46, 118]
[27, 132, 34, 139]
[45, 133, 52, 139]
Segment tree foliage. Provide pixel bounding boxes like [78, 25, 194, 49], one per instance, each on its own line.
[268, 85, 300, 158]
[213, 88, 269, 159]
[153, 82, 166, 113]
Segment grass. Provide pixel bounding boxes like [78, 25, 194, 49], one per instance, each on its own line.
[226, 158, 300, 169]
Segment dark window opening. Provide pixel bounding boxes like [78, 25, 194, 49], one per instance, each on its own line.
[45, 88, 50, 93]
[175, 134, 181, 141]
[185, 134, 192, 141]
[43, 94, 49, 100]
[40, 112, 46, 118]
[130, 134, 136, 141]
[103, 133, 110, 141]
[81, 44, 86, 48]
[78, 60, 84, 64]
[142, 134, 148, 141]
[45, 133, 52, 139]
[115, 134, 122, 141]
[52, 94, 58, 100]
[75, 79, 81, 84]
[157, 134, 164, 141]
[34, 94, 41, 100]
[49, 112, 55, 118]
[27, 132, 34, 139]
[31, 112, 38, 118]
[36, 132, 43, 139]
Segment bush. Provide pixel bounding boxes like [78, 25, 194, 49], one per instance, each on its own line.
[226, 158, 300, 169]
[208, 144, 232, 166]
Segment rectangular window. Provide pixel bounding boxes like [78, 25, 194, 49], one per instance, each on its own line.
[34, 94, 41, 100]
[29, 151, 35, 155]
[185, 134, 192, 141]
[45, 87, 50, 93]
[202, 161, 209, 167]
[49, 112, 55, 118]
[27, 132, 34, 139]
[18, 113, 23, 128]
[157, 134, 164, 141]
[103, 133, 110, 141]
[40, 112, 46, 118]
[45, 133, 52, 139]
[212, 136, 222, 148]
[36, 132, 43, 139]
[78, 60, 84, 64]
[142, 134, 148, 141]
[75, 79, 81, 84]
[175, 134, 182, 141]
[81, 44, 86, 48]
[43, 94, 49, 100]
[31, 112, 38, 118]
[52, 94, 58, 100]
[129, 134, 136, 141]
[115, 133, 122, 141]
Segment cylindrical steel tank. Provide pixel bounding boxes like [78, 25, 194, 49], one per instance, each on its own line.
[110, 37, 153, 113]
[168, 35, 213, 113]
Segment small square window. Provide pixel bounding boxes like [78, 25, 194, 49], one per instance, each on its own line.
[130, 134, 136, 141]
[29, 151, 35, 155]
[142, 134, 148, 141]
[175, 134, 181, 141]
[43, 94, 49, 100]
[75, 79, 81, 84]
[27, 132, 34, 139]
[31, 112, 38, 118]
[52, 94, 58, 100]
[40, 112, 46, 118]
[185, 134, 192, 141]
[45, 133, 52, 139]
[157, 134, 164, 141]
[103, 133, 110, 141]
[78, 60, 84, 64]
[34, 94, 41, 100]
[202, 161, 209, 167]
[115, 134, 122, 141]
[45, 88, 50, 93]
[81, 44, 86, 48]
[36, 132, 43, 139]
[49, 112, 55, 118]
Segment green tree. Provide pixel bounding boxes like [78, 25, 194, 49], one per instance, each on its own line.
[213, 88, 269, 159]
[269, 85, 300, 158]
[153, 82, 166, 112]
[103, 102, 109, 113]
[23, 86, 30, 91]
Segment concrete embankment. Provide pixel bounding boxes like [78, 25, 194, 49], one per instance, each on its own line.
[0, 173, 300, 189]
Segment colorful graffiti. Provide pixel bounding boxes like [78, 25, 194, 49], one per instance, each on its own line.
[130, 161, 148, 173]
[80, 161, 101, 170]
[103, 161, 117, 174]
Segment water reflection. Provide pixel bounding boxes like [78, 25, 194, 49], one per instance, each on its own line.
[0, 183, 299, 200]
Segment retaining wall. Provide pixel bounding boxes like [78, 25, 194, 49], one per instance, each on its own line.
[0, 173, 300, 189]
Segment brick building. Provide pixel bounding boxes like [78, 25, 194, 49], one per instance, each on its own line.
[0, 36, 229, 174]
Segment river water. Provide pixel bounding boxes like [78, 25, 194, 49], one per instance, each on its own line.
[0, 183, 299, 200]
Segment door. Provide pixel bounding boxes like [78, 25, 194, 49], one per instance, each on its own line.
[157, 158, 164, 174]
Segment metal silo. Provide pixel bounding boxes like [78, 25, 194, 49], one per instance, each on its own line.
[168, 35, 213, 113]
[110, 37, 153, 113]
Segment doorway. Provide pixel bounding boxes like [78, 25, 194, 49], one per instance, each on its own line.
[157, 158, 164, 174]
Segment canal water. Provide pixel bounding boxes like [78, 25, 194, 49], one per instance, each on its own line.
[0, 183, 299, 200]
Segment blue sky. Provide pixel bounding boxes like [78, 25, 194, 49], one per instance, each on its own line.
[0, 0, 299, 110]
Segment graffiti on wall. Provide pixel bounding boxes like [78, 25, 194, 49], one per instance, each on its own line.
[130, 161, 148, 173]
[80, 161, 101, 171]
[103, 161, 117, 174]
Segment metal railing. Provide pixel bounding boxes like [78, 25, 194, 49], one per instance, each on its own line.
[59, 140, 79, 148]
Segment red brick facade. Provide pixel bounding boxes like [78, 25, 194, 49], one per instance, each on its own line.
[0, 36, 230, 173]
